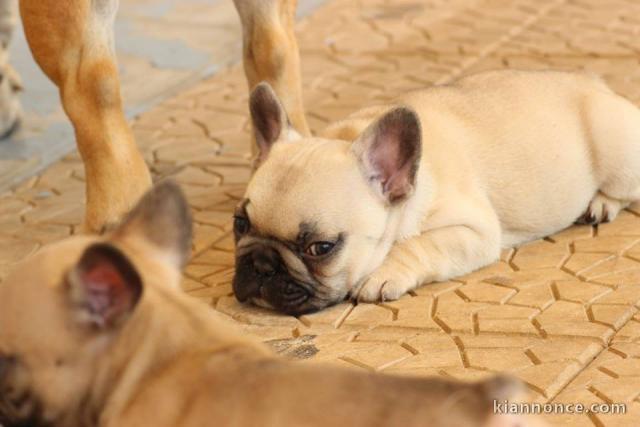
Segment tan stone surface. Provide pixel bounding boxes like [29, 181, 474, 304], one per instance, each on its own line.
[2, 0, 640, 425]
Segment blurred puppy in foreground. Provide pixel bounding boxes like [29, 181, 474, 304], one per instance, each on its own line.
[0, 181, 546, 427]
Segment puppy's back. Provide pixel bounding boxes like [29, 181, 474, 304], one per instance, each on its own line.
[146, 354, 529, 427]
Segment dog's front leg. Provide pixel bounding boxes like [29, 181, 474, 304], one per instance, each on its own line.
[0, 0, 22, 138]
[357, 201, 502, 302]
[0, 0, 15, 47]
[233, 0, 310, 143]
[20, 0, 151, 233]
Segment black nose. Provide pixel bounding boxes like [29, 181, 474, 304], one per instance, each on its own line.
[252, 248, 279, 277]
[253, 258, 275, 276]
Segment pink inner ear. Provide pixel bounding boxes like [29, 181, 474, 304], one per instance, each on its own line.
[359, 107, 421, 202]
[370, 131, 413, 200]
[384, 164, 413, 201]
[372, 134, 402, 180]
[81, 264, 131, 325]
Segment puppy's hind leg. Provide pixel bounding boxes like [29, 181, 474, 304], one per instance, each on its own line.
[578, 92, 640, 225]
[20, 0, 151, 233]
[233, 0, 310, 143]
[576, 191, 627, 225]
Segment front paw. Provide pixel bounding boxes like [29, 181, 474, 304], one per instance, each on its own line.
[83, 156, 152, 234]
[354, 266, 417, 302]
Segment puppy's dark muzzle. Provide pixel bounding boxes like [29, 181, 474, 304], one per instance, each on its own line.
[233, 248, 280, 302]
[264, 281, 311, 310]
[0, 354, 15, 425]
[0, 355, 47, 427]
[0, 353, 14, 385]
[0, 354, 9, 376]
[232, 247, 312, 313]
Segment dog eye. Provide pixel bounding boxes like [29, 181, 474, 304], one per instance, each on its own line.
[305, 242, 335, 257]
[233, 216, 250, 235]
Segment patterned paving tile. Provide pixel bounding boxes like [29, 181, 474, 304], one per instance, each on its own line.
[1, 0, 640, 425]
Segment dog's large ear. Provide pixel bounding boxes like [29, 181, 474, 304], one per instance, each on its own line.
[249, 82, 300, 164]
[112, 179, 193, 270]
[352, 107, 422, 203]
[68, 243, 142, 328]
[66, 181, 191, 329]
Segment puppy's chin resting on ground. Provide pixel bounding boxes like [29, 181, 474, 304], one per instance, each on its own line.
[0, 181, 545, 427]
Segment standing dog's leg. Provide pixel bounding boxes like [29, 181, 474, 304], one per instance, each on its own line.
[0, 0, 22, 138]
[20, 0, 151, 233]
[233, 0, 310, 148]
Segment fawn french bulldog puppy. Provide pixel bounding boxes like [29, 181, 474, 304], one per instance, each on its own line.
[0, 181, 544, 427]
[232, 70, 640, 314]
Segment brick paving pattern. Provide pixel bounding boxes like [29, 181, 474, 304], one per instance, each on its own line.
[2, 0, 640, 425]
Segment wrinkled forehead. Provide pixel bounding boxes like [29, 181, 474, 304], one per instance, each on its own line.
[242, 178, 355, 241]
[243, 140, 362, 238]
[240, 197, 330, 242]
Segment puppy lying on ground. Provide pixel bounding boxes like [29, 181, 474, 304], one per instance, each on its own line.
[232, 70, 640, 314]
[0, 181, 544, 427]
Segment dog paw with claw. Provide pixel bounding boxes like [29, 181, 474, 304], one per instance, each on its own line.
[83, 154, 152, 234]
[576, 191, 626, 225]
[354, 264, 418, 302]
[0, 63, 22, 139]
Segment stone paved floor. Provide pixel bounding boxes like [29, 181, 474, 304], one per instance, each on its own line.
[0, 0, 324, 194]
[1, 0, 640, 425]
